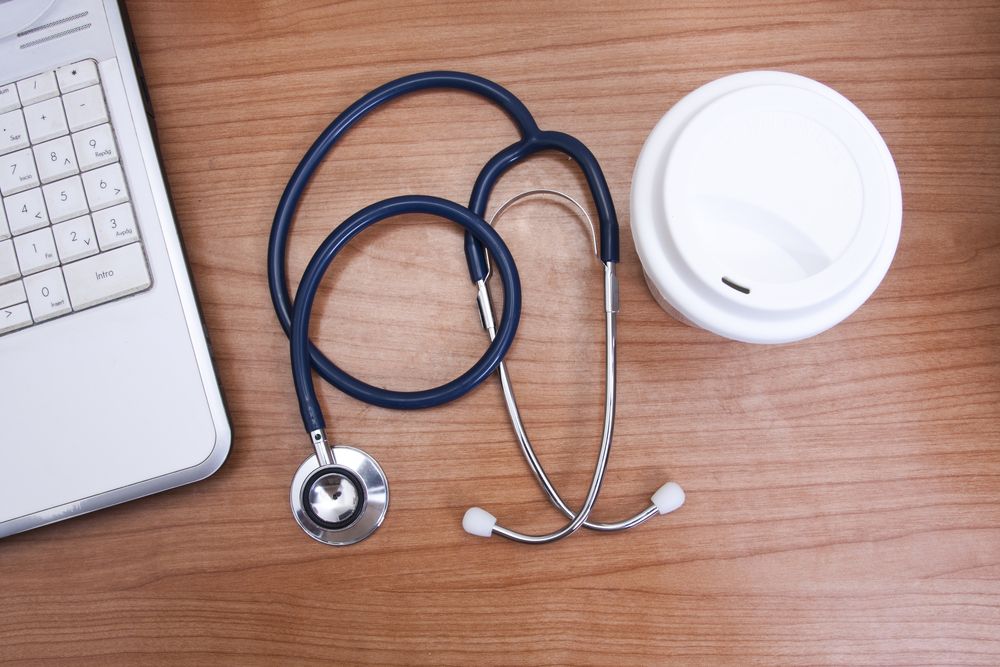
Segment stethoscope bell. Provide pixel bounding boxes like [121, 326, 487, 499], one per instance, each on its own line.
[290, 445, 388, 546]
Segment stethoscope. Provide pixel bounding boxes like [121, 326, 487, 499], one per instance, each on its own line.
[268, 71, 685, 546]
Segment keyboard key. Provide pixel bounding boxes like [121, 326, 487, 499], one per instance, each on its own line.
[0, 62, 151, 338]
[0, 83, 19, 114]
[14, 228, 59, 275]
[16, 71, 59, 106]
[0, 302, 32, 334]
[53, 216, 98, 263]
[34, 135, 79, 183]
[0, 148, 40, 195]
[4, 187, 49, 235]
[0, 239, 19, 283]
[93, 203, 139, 250]
[81, 163, 128, 211]
[63, 85, 108, 132]
[0, 109, 29, 156]
[64, 243, 150, 311]
[72, 124, 118, 171]
[24, 267, 71, 322]
[0, 279, 26, 307]
[24, 97, 69, 144]
[43, 175, 89, 223]
[57, 60, 100, 94]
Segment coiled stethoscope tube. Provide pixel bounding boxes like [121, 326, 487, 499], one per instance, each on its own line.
[269, 71, 684, 546]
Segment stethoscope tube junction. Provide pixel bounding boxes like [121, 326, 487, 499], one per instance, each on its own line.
[268, 71, 684, 547]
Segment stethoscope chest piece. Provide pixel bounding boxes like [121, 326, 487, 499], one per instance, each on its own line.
[290, 446, 388, 546]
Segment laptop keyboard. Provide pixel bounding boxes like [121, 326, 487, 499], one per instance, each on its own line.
[0, 60, 151, 337]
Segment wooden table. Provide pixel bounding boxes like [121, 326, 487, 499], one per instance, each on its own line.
[3, 1, 999, 664]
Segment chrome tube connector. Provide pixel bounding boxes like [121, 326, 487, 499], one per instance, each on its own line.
[309, 428, 334, 466]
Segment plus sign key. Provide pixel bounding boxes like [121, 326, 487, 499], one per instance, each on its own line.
[24, 97, 68, 143]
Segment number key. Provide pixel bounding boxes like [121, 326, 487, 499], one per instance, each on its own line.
[52, 215, 98, 263]
[33, 135, 79, 183]
[3, 187, 49, 235]
[42, 175, 89, 223]
[93, 203, 139, 250]
[13, 227, 59, 275]
[81, 163, 129, 211]
[72, 124, 118, 171]
[23, 267, 71, 322]
[0, 148, 40, 196]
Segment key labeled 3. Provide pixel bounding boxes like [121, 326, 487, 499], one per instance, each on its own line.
[93, 203, 139, 250]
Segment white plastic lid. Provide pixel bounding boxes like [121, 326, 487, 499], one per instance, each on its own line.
[631, 72, 901, 344]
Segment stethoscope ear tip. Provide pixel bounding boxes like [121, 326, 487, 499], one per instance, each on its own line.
[652, 482, 686, 515]
[462, 507, 497, 537]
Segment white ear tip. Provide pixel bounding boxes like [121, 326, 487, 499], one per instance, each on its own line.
[651, 482, 685, 515]
[463, 507, 497, 537]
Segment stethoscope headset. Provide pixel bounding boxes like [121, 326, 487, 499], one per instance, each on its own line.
[268, 71, 685, 546]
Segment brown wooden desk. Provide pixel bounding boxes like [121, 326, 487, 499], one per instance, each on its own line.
[3, 1, 999, 664]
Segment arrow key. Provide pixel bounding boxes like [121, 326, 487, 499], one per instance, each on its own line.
[34, 135, 79, 183]
[0, 302, 32, 335]
[52, 215, 99, 263]
[81, 163, 128, 211]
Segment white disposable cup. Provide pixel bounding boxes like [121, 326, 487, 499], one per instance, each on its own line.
[630, 71, 901, 344]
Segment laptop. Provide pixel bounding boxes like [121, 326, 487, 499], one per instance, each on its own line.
[0, 0, 231, 537]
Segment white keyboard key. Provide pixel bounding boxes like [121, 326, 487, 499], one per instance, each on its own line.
[64, 243, 150, 311]
[57, 60, 100, 94]
[0, 83, 19, 114]
[63, 85, 108, 132]
[93, 203, 140, 250]
[0, 109, 29, 156]
[53, 215, 98, 262]
[24, 267, 71, 321]
[4, 187, 48, 235]
[0, 302, 32, 334]
[14, 227, 59, 275]
[34, 135, 79, 183]
[16, 71, 59, 106]
[0, 239, 20, 283]
[24, 97, 68, 144]
[0, 203, 8, 240]
[82, 163, 128, 211]
[43, 175, 89, 223]
[0, 279, 25, 307]
[72, 124, 118, 171]
[0, 148, 40, 195]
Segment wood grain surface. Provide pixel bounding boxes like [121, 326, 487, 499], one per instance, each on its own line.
[3, 1, 1000, 664]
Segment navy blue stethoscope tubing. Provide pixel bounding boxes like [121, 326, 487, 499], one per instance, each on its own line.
[268, 71, 620, 433]
[289, 196, 521, 431]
